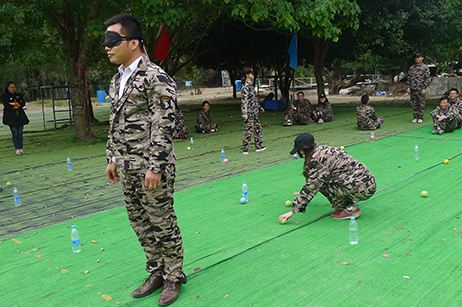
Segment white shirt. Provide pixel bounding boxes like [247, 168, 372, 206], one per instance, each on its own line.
[117, 56, 142, 99]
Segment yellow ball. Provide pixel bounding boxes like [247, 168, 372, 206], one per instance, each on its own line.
[6, 181, 12, 186]
[187, 146, 191, 150]
[285, 200, 292, 207]
[340, 146, 345, 151]
[280, 219, 287, 224]
[443, 159, 449, 165]
[420, 191, 428, 198]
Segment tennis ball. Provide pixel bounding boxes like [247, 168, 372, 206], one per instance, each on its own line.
[420, 190, 428, 197]
[443, 159, 449, 165]
[6, 181, 12, 186]
[187, 146, 191, 150]
[285, 200, 292, 207]
[340, 146, 345, 151]
[240, 197, 247, 204]
[223, 158, 229, 163]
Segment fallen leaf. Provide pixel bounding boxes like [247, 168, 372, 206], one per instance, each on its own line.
[402, 275, 410, 279]
[338, 261, 350, 265]
[383, 254, 390, 258]
[115, 301, 122, 305]
[83, 270, 90, 274]
[452, 227, 460, 231]
[84, 284, 92, 288]
[100, 248, 105, 251]
[32, 248, 39, 252]
[34, 254, 44, 259]
[194, 267, 201, 272]
[11, 239, 22, 245]
[294, 221, 300, 225]
[60, 269, 69, 273]
[96, 259, 101, 263]
[224, 293, 229, 298]
[101, 294, 112, 302]
[24, 235, 30, 239]
[405, 252, 412, 256]
[194, 295, 202, 300]
[90, 240, 97, 244]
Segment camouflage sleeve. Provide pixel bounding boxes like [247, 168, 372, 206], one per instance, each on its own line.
[368, 106, 377, 121]
[106, 78, 117, 162]
[406, 67, 412, 86]
[241, 84, 249, 116]
[146, 75, 176, 173]
[423, 66, 431, 88]
[292, 162, 328, 213]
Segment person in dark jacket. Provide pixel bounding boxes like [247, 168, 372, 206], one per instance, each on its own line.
[2, 81, 29, 155]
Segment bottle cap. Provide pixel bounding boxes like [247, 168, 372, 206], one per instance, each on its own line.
[350, 217, 355, 221]
[71, 225, 77, 229]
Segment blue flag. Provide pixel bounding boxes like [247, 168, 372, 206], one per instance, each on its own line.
[288, 32, 298, 70]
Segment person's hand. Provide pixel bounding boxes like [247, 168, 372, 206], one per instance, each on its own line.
[242, 114, 248, 120]
[421, 89, 426, 95]
[106, 163, 119, 184]
[438, 115, 447, 121]
[279, 211, 295, 223]
[406, 88, 411, 94]
[260, 107, 265, 113]
[145, 169, 161, 190]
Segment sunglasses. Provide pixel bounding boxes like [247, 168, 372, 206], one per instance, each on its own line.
[104, 31, 138, 48]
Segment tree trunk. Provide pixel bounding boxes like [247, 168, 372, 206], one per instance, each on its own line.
[69, 60, 92, 140]
[313, 38, 329, 97]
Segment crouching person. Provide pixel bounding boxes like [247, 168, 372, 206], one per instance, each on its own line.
[431, 96, 458, 135]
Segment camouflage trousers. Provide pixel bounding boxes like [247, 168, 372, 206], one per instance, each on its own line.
[358, 117, 384, 130]
[319, 174, 377, 209]
[195, 123, 217, 133]
[285, 108, 310, 125]
[410, 90, 426, 120]
[174, 116, 189, 140]
[311, 110, 332, 123]
[119, 165, 184, 282]
[242, 115, 264, 151]
[432, 116, 458, 132]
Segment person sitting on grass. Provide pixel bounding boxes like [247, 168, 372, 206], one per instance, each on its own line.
[448, 88, 462, 128]
[173, 99, 189, 140]
[431, 96, 458, 135]
[356, 94, 384, 130]
[195, 101, 217, 133]
[279, 133, 377, 222]
[311, 93, 333, 124]
[283, 91, 312, 126]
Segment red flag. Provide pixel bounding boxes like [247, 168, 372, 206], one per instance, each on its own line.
[153, 23, 171, 61]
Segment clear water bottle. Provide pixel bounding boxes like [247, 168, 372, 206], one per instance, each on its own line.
[221, 148, 225, 162]
[349, 217, 358, 245]
[71, 225, 81, 253]
[370, 130, 375, 142]
[190, 137, 194, 149]
[414, 144, 419, 161]
[292, 152, 300, 159]
[66, 156, 73, 171]
[241, 181, 248, 204]
[13, 186, 21, 207]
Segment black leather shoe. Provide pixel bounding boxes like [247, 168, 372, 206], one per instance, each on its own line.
[132, 274, 164, 298]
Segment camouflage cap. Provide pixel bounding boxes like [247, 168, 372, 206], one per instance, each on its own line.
[290, 133, 315, 155]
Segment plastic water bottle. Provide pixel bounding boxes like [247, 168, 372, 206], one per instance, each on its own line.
[190, 137, 194, 149]
[71, 225, 81, 253]
[221, 148, 225, 162]
[414, 144, 420, 161]
[292, 152, 300, 159]
[66, 156, 73, 171]
[13, 186, 21, 207]
[240, 181, 248, 204]
[349, 217, 358, 245]
[370, 130, 375, 142]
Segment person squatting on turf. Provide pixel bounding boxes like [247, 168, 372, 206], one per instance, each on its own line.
[356, 94, 384, 130]
[311, 93, 333, 124]
[241, 67, 266, 154]
[279, 133, 377, 223]
[195, 100, 217, 133]
[103, 13, 185, 306]
[172, 99, 188, 140]
[283, 91, 312, 126]
[406, 52, 431, 123]
[447, 88, 462, 128]
[431, 96, 458, 135]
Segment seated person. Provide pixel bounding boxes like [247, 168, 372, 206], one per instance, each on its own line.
[448, 88, 462, 128]
[283, 91, 312, 126]
[311, 93, 333, 123]
[195, 101, 217, 133]
[431, 95, 458, 135]
[173, 100, 189, 140]
[356, 95, 384, 130]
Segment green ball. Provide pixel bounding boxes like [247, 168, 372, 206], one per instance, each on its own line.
[6, 181, 12, 186]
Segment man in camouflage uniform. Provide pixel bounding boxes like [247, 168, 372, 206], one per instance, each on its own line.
[195, 100, 217, 133]
[241, 67, 266, 154]
[173, 100, 188, 139]
[103, 14, 185, 306]
[431, 96, 458, 134]
[356, 94, 384, 130]
[407, 52, 431, 123]
[283, 91, 312, 126]
[279, 133, 376, 222]
[311, 93, 333, 124]
[448, 88, 462, 128]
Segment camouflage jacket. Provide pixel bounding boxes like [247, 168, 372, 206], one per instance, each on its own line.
[196, 110, 213, 128]
[406, 64, 431, 91]
[449, 98, 462, 122]
[356, 105, 379, 130]
[292, 99, 312, 116]
[315, 102, 333, 121]
[292, 145, 374, 213]
[106, 54, 176, 173]
[431, 106, 459, 129]
[241, 81, 260, 117]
